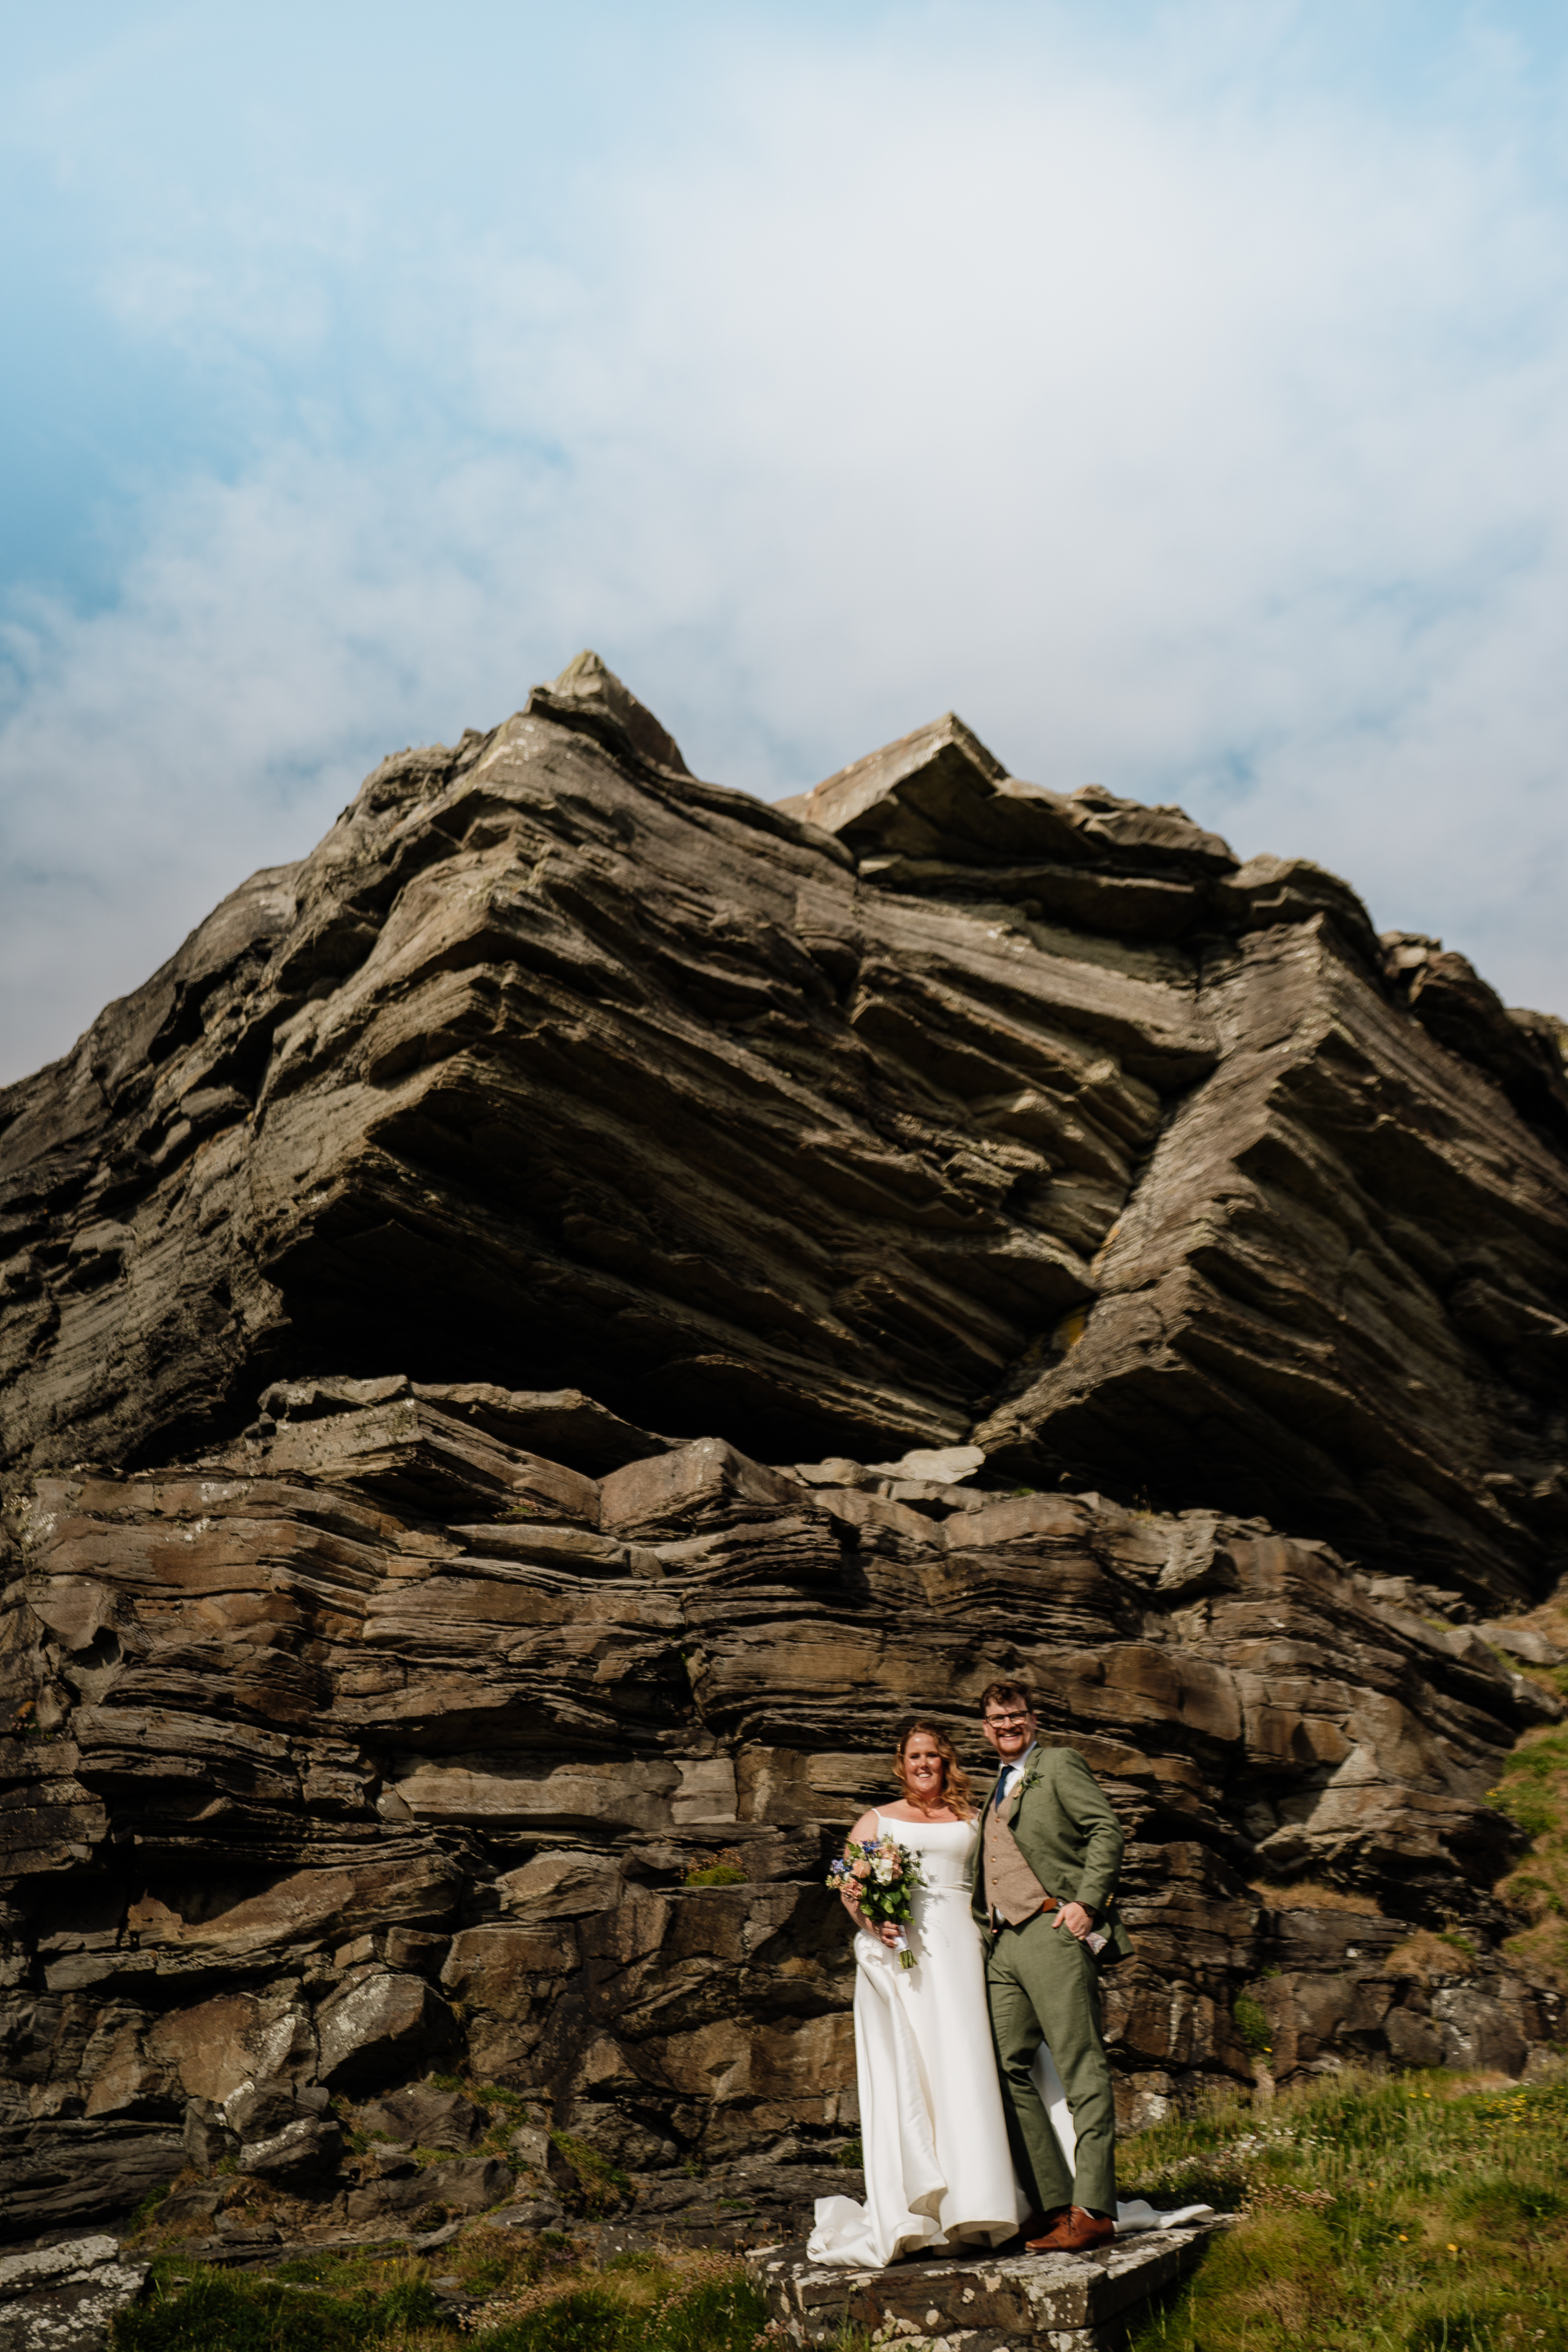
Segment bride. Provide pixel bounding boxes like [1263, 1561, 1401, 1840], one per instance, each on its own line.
[807, 1721, 1031, 2268]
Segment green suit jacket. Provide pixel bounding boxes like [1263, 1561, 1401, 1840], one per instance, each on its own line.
[969, 1743, 1134, 1967]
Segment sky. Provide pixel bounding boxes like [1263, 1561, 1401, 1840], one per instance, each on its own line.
[2, 0, 1567, 1084]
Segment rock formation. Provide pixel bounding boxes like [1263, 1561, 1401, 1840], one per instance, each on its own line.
[1, 653, 1566, 2248]
[3, 655, 1566, 1605]
[2, 1375, 1563, 2246]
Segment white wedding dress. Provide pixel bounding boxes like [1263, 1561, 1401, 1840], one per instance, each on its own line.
[808, 1813, 1213, 2269]
[808, 1815, 1026, 2267]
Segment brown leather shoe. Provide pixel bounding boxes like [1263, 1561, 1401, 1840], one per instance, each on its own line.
[1016, 2207, 1067, 2246]
[1026, 2205, 1116, 2254]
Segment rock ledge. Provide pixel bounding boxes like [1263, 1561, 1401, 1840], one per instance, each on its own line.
[746, 2221, 1230, 2349]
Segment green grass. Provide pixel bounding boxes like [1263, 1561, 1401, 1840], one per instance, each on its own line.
[1233, 1994, 1273, 2056]
[124, 2181, 172, 2234]
[114, 2236, 765, 2352]
[683, 1846, 749, 1888]
[359, 2073, 550, 2173]
[476, 2287, 626, 2351]
[1492, 1727, 1568, 1991]
[547, 2131, 633, 2212]
[114, 2269, 452, 2350]
[474, 2272, 765, 2352]
[1122, 2066, 1568, 2352]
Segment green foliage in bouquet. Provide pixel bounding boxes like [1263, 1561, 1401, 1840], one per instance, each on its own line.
[826, 1835, 925, 1967]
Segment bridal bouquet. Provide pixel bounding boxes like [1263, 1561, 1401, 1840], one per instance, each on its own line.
[826, 1835, 924, 1968]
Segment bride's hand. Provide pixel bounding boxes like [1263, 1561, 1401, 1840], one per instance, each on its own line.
[877, 1922, 902, 1949]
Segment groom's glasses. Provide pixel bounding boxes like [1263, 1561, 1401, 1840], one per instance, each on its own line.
[986, 1711, 1031, 1729]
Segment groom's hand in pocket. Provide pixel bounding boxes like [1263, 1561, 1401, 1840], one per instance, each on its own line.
[1054, 1902, 1094, 1941]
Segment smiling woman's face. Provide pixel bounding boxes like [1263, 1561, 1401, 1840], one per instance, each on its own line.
[901, 1731, 946, 1802]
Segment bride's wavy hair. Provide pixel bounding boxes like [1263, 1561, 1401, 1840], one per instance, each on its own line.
[893, 1720, 976, 1820]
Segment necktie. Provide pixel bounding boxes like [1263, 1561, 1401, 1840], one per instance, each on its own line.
[994, 1766, 1013, 1812]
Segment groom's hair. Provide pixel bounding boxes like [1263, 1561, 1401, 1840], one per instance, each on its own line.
[978, 1677, 1033, 1716]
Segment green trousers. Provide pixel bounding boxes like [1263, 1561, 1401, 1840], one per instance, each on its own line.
[985, 1912, 1117, 2217]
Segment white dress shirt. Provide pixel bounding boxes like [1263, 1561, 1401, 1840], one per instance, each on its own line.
[992, 1741, 1037, 1812]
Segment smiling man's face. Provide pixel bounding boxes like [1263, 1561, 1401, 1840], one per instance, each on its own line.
[982, 1699, 1037, 1762]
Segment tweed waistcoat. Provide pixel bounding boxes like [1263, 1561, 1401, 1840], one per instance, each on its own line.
[981, 1797, 1054, 1925]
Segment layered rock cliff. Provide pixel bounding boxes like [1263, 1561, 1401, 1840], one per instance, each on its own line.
[3, 654, 1565, 1605]
[2, 1377, 1561, 2245]
[2, 653, 1566, 2247]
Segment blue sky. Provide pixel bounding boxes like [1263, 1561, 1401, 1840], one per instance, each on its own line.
[3, 0, 1567, 1080]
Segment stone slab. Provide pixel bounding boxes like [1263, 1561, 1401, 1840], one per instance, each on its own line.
[746, 2221, 1230, 2350]
[0, 2236, 149, 2352]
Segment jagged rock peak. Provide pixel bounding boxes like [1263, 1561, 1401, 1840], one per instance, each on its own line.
[525, 647, 693, 777]
[778, 708, 1240, 880]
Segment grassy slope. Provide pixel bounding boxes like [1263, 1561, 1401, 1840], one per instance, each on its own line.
[114, 2238, 766, 2352]
[118, 2071, 1568, 2352]
[1122, 2067, 1568, 2352]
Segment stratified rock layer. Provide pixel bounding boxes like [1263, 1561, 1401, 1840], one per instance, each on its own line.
[1, 1380, 1561, 2239]
[2, 660, 1565, 1606]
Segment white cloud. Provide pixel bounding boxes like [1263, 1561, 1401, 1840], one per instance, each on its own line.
[3, 2, 1567, 1081]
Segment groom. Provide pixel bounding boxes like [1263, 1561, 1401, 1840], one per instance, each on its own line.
[970, 1677, 1133, 2256]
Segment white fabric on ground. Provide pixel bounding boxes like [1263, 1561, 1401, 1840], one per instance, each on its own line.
[1029, 2042, 1214, 2234]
